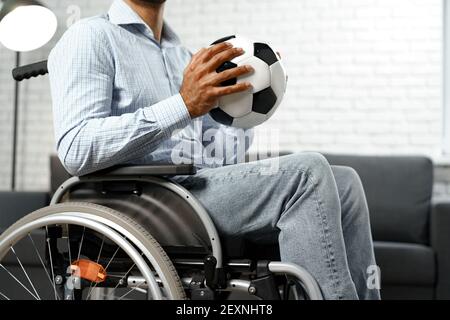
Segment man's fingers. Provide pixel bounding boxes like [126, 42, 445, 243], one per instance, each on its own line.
[203, 42, 233, 61]
[189, 43, 234, 71]
[212, 82, 252, 97]
[189, 47, 208, 68]
[206, 47, 245, 71]
[192, 43, 229, 65]
[211, 65, 254, 85]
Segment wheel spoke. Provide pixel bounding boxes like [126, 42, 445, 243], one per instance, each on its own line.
[46, 227, 59, 300]
[71, 225, 85, 300]
[0, 290, 10, 300]
[77, 226, 86, 261]
[0, 264, 39, 300]
[96, 236, 105, 264]
[66, 226, 74, 300]
[86, 245, 121, 300]
[67, 225, 72, 264]
[87, 236, 106, 296]
[118, 281, 146, 300]
[105, 251, 146, 300]
[103, 246, 121, 271]
[10, 246, 41, 300]
[106, 262, 137, 299]
[28, 233, 54, 292]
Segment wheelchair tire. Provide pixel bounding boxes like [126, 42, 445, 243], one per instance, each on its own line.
[0, 202, 186, 300]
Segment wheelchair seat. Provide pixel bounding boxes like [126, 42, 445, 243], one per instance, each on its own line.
[50, 157, 280, 261]
[50, 156, 196, 194]
[80, 164, 197, 178]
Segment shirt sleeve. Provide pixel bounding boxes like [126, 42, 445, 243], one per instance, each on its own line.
[48, 21, 191, 176]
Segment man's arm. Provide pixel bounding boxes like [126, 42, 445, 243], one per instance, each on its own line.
[50, 21, 253, 176]
[49, 22, 191, 176]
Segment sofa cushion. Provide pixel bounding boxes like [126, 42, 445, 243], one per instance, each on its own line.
[50, 155, 71, 195]
[374, 241, 435, 286]
[325, 154, 433, 245]
[0, 192, 49, 232]
[380, 285, 434, 300]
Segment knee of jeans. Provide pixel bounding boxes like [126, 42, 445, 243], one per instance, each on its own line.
[337, 167, 370, 220]
[339, 166, 365, 197]
[283, 152, 331, 177]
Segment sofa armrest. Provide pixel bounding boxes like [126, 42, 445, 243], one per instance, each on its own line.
[0, 192, 50, 233]
[431, 198, 450, 299]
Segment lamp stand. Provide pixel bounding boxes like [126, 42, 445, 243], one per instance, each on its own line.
[11, 51, 20, 190]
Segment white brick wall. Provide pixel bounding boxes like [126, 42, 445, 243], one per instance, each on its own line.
[165, 0, 443, 155]
[0, 0, 444, 191]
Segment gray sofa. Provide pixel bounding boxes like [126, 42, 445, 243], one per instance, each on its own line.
[0, 154, 449, 300]
[324, 154, 445, 300]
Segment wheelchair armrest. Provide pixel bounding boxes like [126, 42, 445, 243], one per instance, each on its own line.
[80, 164, 196, 178]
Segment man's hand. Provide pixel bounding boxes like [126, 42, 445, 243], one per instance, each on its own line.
[180, 42, 254, 119]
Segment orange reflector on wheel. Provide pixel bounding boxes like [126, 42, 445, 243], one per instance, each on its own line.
[70, 259, 107, 283]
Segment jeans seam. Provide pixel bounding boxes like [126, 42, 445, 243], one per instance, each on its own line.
[306, 169, 343, 300]
[193, 168, 308, 184]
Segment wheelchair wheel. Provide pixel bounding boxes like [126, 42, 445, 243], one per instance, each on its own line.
[0, 203, 186, 300]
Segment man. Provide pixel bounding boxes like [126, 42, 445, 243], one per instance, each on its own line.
[48, 0, 380, 300]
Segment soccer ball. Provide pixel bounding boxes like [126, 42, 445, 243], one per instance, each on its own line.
[209, 35, 287, 129]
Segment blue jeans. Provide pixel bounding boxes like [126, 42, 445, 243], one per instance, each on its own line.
[179, 153, 380, 300]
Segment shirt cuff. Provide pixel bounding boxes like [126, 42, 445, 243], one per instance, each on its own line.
[143, 93, 192, 139]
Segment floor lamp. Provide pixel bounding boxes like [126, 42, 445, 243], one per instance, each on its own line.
[0, 0, 57, 190]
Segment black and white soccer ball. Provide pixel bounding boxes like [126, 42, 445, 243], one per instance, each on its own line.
[210, 35, 287, 129]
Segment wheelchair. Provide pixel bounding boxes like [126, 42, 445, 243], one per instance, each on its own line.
[0, 62, 323, 301]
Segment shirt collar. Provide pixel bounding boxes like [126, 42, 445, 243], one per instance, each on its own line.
[108, 0, 181, 46]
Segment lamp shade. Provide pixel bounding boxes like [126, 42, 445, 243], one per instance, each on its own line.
[0, 0, 57, 52]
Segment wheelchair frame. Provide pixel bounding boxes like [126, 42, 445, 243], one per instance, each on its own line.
[47, 166, 323, 300]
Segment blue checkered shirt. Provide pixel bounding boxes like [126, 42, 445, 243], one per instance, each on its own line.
[48, 0, 253, 176]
